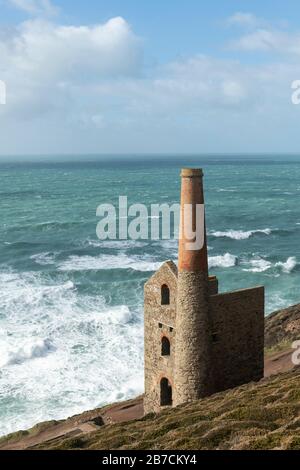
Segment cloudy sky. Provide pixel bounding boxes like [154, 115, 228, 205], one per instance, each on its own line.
[0, 0, 300, 156]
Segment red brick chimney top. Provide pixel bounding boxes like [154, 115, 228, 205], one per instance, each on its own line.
[178, 168, 208, 273]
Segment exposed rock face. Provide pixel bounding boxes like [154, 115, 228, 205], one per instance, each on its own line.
[265, 304, 300, 349]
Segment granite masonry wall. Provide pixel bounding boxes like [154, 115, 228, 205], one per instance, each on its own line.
[210, 287, 265, 393]
[144, 261, 177, 414]
[174, 271, 213, 406]
[144, 263, 264, 414]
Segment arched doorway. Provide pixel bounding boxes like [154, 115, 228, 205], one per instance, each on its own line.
[160, 378, 172, 406]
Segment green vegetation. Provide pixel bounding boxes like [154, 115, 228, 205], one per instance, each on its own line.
[0, 421, 60, 447]
[33, 369, 300, 451]
[2, 303, 300, 451]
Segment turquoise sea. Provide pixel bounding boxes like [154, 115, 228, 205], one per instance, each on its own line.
[0, 155, 300, 436]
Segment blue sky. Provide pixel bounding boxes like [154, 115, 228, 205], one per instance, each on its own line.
[2, 1, 299, 59]
[0, 0, 300, 156]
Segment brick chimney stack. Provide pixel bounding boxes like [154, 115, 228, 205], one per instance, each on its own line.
[178, 168, 208, 273]
[174, 168, 213, 406]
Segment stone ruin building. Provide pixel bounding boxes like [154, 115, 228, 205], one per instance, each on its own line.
[144, 168, 265, 414]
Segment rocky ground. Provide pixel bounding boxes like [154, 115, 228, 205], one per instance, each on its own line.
[1, 302, 300, 450]
[265, 303, 300, 351]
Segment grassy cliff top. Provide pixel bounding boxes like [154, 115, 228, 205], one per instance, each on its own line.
[266, 303, 300, 351]
[34, 368, 300, 451]
[1, 302, 300, 451]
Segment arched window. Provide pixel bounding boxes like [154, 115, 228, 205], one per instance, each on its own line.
[160, 378, 172, 407]
[161, 284, 170, 305]
[161, 337, 171, 356]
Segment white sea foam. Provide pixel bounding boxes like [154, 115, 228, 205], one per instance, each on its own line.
[0, 270, 144, 437]
[217, 189, 237, 192]
[275, 257, 297, 274]
[243, 258, 272, 273]
[266, 293, 289, 314]
[31, 252, 57, 265]
[210, 229, 272, 240]
[85, 239, 148, 249]
[0, 338, 53, 368]
[242, 256, 297, 274]
[60, 251, 239, 273]
[208, 253, 237, 269]
[159, 239, 178, 255]
[58, 253, 162, 272]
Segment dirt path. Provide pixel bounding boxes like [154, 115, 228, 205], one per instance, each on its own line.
[0, 397, 144, 451]
[264, 349, 294, 378]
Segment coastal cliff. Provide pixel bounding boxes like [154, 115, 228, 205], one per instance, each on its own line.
[1, 303, 300, 451]
[266, 303, 300, 350]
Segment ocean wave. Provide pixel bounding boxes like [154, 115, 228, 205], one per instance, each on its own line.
[0, 269, 144, 436]
[159, 239, 178, 253]
[3, 241, 43, 249]
[33, 221, 80, 232]
[6, 221, 80, 234]
[242, 258, 272, 273]
[60, 251, 240, 272]
[210, 229, 272, 240]
[30, 252, 58, 266]
[216, 189, 237, 193]
[208, 253, 237, 269]
[266, 293, 291, 314]
[242, 256, 297, 274]
[58, 253, 162, 272]
[275, 257, 297, 274]
[85, 239, 149, 249]
[0, 272, 75, 313]
[0, 338, 54, 368]
[0, 190, 38, 198]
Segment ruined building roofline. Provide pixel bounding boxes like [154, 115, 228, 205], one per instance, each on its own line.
[144, 260, 178, 288]
[145, 260, 222, 286]
[210, 284, 264, 298]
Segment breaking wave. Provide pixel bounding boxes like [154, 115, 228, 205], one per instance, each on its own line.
[0, 269, 144, 437]
[0, 339, 54, 368]
[210, 229, 272, 240]
[30, 252, 57, 266]
[243, 256, 297, 274]
[84, 239, 149, 249]
[275, 257, 297, 274]
[58, 253, 162, 272]
[242, 258, 272, 273]
[208, 253, 237, 269]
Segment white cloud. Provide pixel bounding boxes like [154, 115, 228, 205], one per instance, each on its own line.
[0, 16, 142, 120]
[13, 17, 141, 80]
[227, 12, 263, 29]
[8, 0, 59, 16]
[0, 14, 300, 155]
[227, 11, 300, 56]
[231, 28, 300, 55]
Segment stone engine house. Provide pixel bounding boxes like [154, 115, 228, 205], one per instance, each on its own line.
[144, 169, 265, 415]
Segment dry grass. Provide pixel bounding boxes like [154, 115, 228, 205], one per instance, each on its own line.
[33, 368, 300, 451]
[3, 304, 300, 451]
